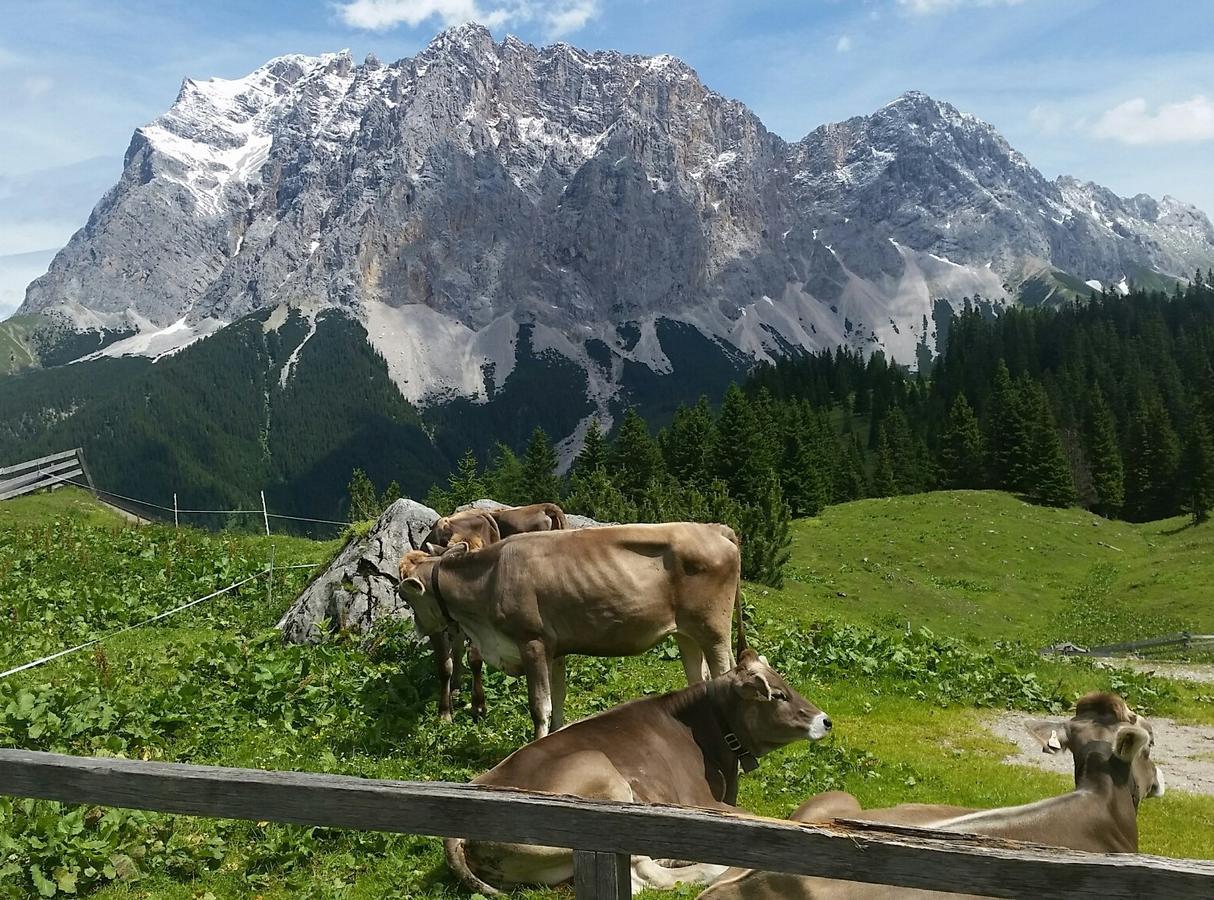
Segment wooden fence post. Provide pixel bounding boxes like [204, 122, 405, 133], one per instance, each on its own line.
[173, 493, 179, 529]
[573, 849, 629, 899]
[260, 490, 270, 536]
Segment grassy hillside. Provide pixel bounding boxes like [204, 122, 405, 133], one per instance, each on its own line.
[0, 315, 40, 375]
[784, 491, 1214, 647]
[1, 488, 1212, 899]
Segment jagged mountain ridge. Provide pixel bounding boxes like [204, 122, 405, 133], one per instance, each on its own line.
[18, 25, 1214, 423]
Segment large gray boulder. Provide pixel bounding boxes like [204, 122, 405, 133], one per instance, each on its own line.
[277, 498, 439, 644]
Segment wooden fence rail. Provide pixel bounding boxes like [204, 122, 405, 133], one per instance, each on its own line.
[2, 749, 1213, 898]
[0, 448, 94, 502]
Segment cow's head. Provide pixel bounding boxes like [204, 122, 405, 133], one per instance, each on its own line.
[726, 649, 831, 756]
[1026, 692, 1165, 805]
[397, 544, 467, 637]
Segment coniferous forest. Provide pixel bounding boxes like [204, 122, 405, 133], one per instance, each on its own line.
[420, 277, 1214, 587]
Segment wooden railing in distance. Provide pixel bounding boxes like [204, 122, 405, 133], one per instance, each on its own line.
[0, 448, 94, 502]
[1, 749, 1212, 899]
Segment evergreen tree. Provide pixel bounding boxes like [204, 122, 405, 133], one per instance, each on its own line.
[1022, 385, 1076, 507]
[611, 407, 666, 503]
[660, 396, 718, 488]
[484, 443, 527, 506]
[572, 418, 608, 475]
[939, 394, 984, 489]
[1085, 389, 1125, 517]
[521, 427, 561, 501]
[715, 384, 770, 503]
[564, 466, 637, 523]
[737, 472, 793, 588]
[869, 430, 898, 497]
[1181, 414, 1214, 524]
[835, 434, 868, 502]
[381, 480, 402, 509]
[347, 468, 380, 522]
[1124, 398, 1181, 522]
[984, 361, 1033, 491]
[425, 450, 486, 513]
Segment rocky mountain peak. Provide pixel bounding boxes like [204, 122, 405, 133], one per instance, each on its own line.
[17, 30, 1214, 417]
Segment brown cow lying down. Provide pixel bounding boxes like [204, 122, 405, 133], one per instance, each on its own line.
[489, 501, 566, 537]
[399, 522, 745, 738]
[445, 650, 832, 895]
[699, 692, 1166, 900]
[423, 508, 500, 552]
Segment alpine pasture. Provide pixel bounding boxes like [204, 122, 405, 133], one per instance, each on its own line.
[2, 487, 1213, 898]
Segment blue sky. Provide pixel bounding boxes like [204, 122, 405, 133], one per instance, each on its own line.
[2, 0, 1213, 315]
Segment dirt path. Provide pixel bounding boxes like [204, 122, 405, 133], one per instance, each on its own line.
[1101, 659, 1214, 685]
[988, 712, 1214, 796]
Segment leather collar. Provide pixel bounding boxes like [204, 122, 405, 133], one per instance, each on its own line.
[713, 704, 759, 773]
[429, 558, 455, 625]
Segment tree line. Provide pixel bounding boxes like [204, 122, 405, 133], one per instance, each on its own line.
[356, 275, 1214, 588]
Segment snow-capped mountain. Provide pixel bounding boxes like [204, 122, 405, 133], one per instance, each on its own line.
[18, 25, 1214, 422]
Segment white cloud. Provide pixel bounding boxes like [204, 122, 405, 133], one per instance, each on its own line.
[897, 0, 1023, 14]
[336, 0, 599, 37]
[835, 35, 853, 53]
[1091, 95, 1214, 145]
[22, 76, 54, 100]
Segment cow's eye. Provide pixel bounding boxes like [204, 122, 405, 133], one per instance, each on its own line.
[771, 690, 787, 702]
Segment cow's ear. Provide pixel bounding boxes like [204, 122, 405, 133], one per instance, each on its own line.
[736, 648, 760, 668]
[446, 541, 470, 558]
[400, 576, 426, 596]
[1114, 724, 1151, 763]
[1025, 719, 1069, 754]
[423, 542, 443, 556]
[735, 669, 773, 701]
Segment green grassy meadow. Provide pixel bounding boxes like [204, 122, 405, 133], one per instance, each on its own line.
[1, 488, 1213, 899]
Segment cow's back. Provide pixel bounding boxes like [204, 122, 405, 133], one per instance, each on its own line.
[479, 523, 739, 656]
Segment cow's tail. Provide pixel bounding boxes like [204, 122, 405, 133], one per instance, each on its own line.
[444, 838, 502, 896]
[734, 579, 748, 661]
[547, 503, 568, 531]
[722, 524, 747, 661]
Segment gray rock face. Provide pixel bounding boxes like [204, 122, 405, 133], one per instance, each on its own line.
[277, 497, 438, 644]
[19, 26, 1214, 399]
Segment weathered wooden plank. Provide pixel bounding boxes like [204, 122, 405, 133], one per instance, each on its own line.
[0, 467, 84, 501]
[1, 750, 1211, 899]
[0, 457, 84, 497]
[573, 850, 629, 899]
[0, 448, 80, 477]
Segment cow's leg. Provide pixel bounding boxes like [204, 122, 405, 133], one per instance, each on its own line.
[704, 638, 733, 679]
[449, 625, 465, 699]
[429, 631, 455, 723]
[469, 641, 486, 722]
[549, 656, 567, 731]
[675, 633, 707, 685]
[521, 639, 553, 739]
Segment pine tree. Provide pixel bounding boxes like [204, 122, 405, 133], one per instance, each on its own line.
[715, 384, 770, 503]
[1181, 414, 1214, 524]
[869, 430, 898, 497]
[521, 427, 561, 501]
[939, 394, 984, 489]
[347, 468, 379, 522]
[835, 434, 868, 502]
[660, 397, 718, 488]
[564, 466, 637, 523]
[1124, 397, 1181, 522]
[737, 472, 793, 588]
[381, 480, 402, 509]
[572, 418, 608, 475]
[484, 443, 527, 506]
[1085, 388, 1124, 517]
[984, 361, 1033, 491]
[1023, 386, 1076, 508]
[610, 407, 666, 503]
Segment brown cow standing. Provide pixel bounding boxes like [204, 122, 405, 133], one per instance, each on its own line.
[399, 522, 746, 738]
[445, 650, 832, 895]
[699, 692, 1166, 900]
[413, 504, 569, 723]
